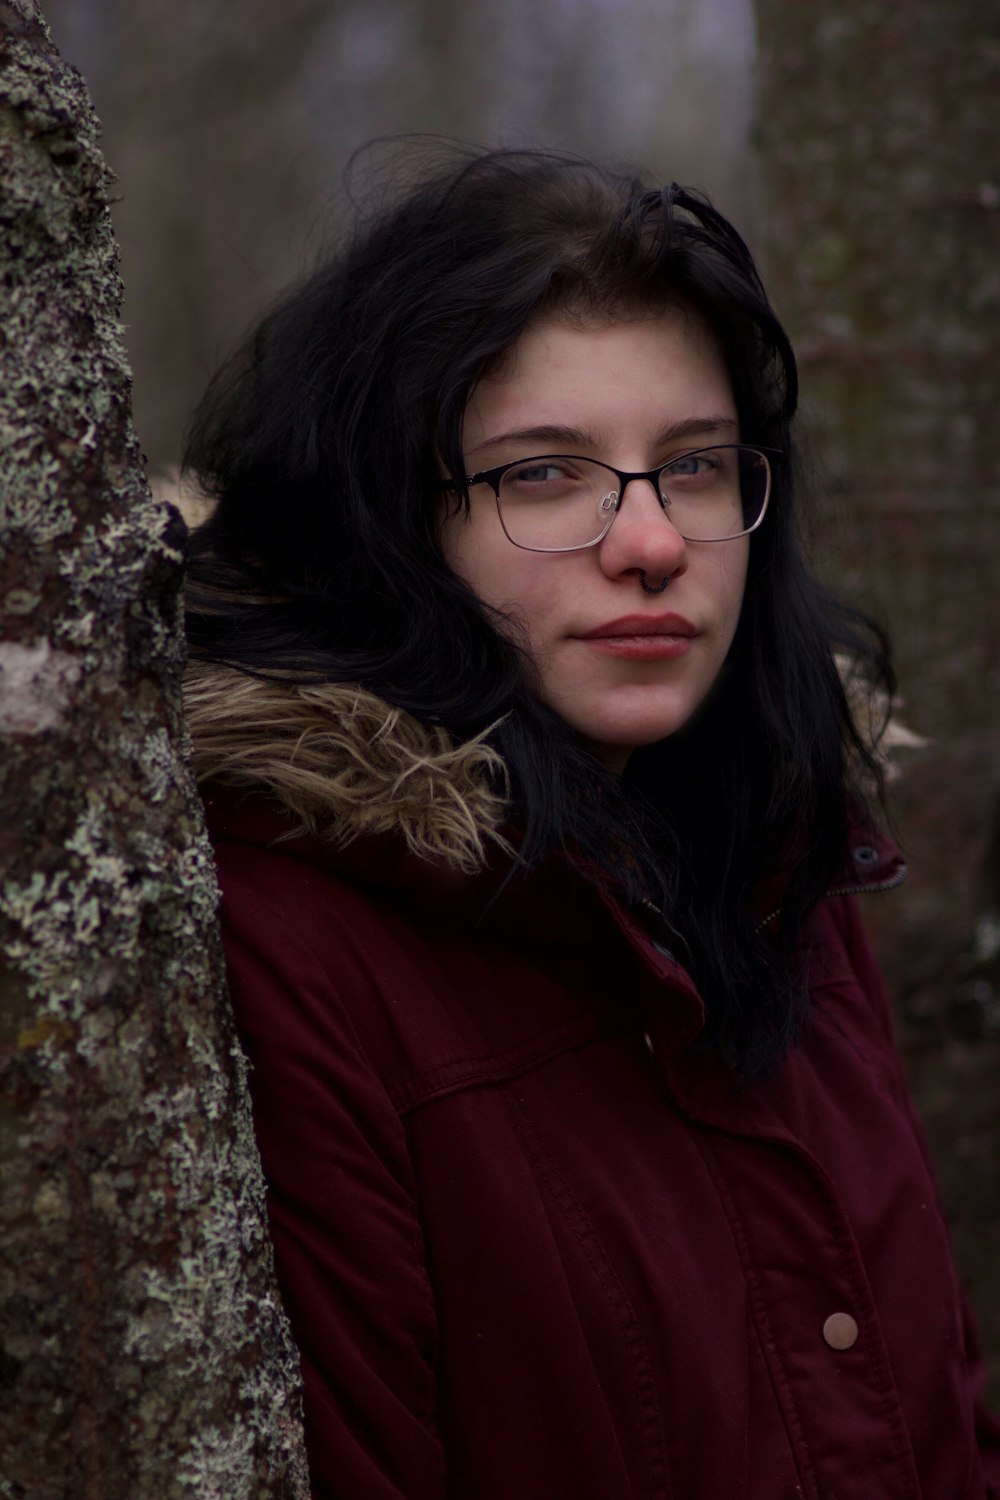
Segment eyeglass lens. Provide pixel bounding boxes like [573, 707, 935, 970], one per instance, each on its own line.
[497, 446, 769, 550]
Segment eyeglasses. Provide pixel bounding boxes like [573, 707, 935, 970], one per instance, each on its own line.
[440, 444, 775, 553]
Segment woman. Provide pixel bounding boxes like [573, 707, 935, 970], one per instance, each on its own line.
[183, 148, 999, 1498]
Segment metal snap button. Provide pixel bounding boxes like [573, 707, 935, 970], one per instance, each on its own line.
[822, 1312, 859, 1350]
[851, 845, 878, 868]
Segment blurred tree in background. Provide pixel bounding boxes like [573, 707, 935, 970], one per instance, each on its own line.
[755, 0, 1000, 1398]
[30, 0, 1000, 1410]
[44, 0, 756, 468]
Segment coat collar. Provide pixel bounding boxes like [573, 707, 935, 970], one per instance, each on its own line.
[749, 821, 906, 934]
[190, 660, 903, 1061]
[184, 661, 512, 873]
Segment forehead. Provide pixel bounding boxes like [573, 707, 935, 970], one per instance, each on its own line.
[462, 306, 736, 456]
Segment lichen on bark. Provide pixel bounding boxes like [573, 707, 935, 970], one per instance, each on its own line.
[0, 5, 309, 1495]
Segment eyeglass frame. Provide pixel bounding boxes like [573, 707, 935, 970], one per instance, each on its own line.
[438, 443, 778, 554]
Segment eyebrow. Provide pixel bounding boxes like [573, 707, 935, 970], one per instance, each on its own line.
[469, 415, 739, 459]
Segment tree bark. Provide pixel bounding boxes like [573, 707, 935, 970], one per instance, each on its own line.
[0, 4, 309, 1494]
[753, 0, 1000, 1401]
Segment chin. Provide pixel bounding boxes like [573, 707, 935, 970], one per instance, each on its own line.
[580, 691, 703, 748]
[571, 704, 702, 772]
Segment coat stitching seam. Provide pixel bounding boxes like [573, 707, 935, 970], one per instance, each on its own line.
[504, 1090, 673, 1500]
[694, 1130, 923, 1500]
[390, 1019, 631, 1113]
[693, 1136, 822, 1500]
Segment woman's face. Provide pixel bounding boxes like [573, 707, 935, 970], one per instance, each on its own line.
[439, 306, 750, 772]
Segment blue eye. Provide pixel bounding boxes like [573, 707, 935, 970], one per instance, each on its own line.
[664, 451, 717, 478]
[508, 461, 578, 484]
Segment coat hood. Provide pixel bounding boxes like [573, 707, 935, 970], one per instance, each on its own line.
[183, 660, 512, 873]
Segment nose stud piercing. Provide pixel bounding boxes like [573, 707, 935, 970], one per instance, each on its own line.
[639, 572, 670, 594]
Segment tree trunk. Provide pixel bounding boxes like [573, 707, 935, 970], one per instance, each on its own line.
[753, 0, 1000, 1401]
[0, 4, 309, 1493]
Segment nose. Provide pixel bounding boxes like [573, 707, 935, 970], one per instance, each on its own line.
[598, 475, 689, 585]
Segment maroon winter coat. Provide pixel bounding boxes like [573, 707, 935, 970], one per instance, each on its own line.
[193, 672, 1000, 1500]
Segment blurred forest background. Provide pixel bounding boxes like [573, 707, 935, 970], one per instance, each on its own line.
[42, 0, 999, 1393]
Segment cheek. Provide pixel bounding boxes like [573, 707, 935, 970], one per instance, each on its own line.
[475, 563, 559, 657]
[718, 542, 749, 640]
[440, 513, 554, 645]
[439, 508, 496, 599]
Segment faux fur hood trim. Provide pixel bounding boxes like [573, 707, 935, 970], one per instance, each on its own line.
[184, 662, 512, 873]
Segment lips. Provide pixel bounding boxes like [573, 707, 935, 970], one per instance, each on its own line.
[573, 612, 698, 662]
[576, 613, 697, 641]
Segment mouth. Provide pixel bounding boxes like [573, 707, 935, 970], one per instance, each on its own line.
[576, 613, 697, 641]
[574, 613, 698, 661]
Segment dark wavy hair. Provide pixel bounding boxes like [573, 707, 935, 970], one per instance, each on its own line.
[184, 143, 891, 1078]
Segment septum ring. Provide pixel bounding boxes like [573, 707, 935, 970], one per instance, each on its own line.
[639, 572, 670, 595]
